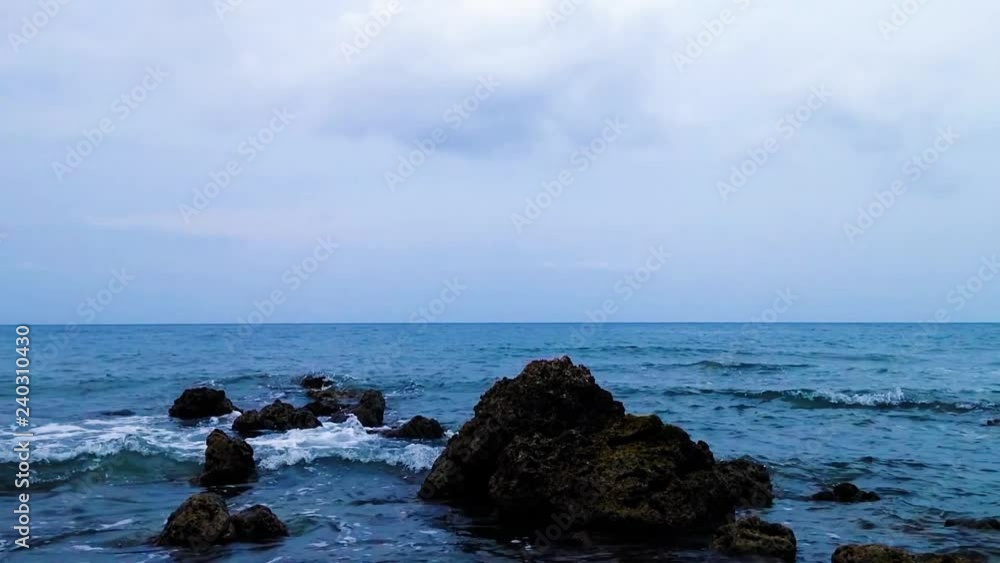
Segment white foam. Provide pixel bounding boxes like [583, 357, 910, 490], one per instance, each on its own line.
[806, 387, 906, 406]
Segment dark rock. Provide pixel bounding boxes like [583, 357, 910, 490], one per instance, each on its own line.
[812, 482, 880, 503]
[716, 458, 774, 508]
[986, 419, 999, 427]
[712, 516, 796, 562]
[384, 416, 445, 439]
[196, 430, 257, 486]
[353, 390, 385, 427]
[231, 505, 289, 542]
[102, 409, 136, 417]
[419, 356, 774, 539]
[944, 517, 1000, 531]
[300, 374, 331, 390]
[156, 493, 235, 548]
[169, 388, 235, 419]
[304, 397, 342, 417]
[232, 400, 321, 435]
[831, 544, 986, 562]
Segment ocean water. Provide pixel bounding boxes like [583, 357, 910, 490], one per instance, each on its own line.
[0, 323, 998, 562]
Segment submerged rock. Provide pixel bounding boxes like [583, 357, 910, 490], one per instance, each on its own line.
[712, 516, 797, 562]
[196, 430, 257, 486]
[232, 400, 320, 435]
[831, 544, 986, 562]
[419, 356, 774, 539]
[384, 416, 445, 439]
[716, 458, 774, 509]
[156, 493, 235, 548]
[300, 374, 331, 390]
[986, 419, 999, 427]
[156, 493, 287, 549]
[169, 388, 235, 419]
[944, 517, 1000, 530]
[231, 505, 289, 542]
[811, 483, 880, 503]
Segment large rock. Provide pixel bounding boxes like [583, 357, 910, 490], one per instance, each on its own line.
[304, 396, 342, 417]
[231, 505, 290, 541]
[944, 517, 1000, 530]
[712, 516, 797, 562]
[197, 430, 257, 486]
[419, 357, 774, 538]
[304, 388, 385, 427]
[812, 483, 880, 503]
[831, 544, 985, 562]
[156, 493, 235, 548]
[300, 374, 331, 390]
[384, 415, 445, 439]
[716, 458, 774, 509]
[232, 400, 321, 435]
[169, 388, 235, 419]
[353, 390, 385, 427]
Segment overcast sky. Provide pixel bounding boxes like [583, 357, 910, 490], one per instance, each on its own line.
[1, 0, 999, 323]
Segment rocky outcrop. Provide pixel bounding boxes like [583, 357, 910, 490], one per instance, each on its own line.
[169, 388, 235, 419]
[944, 517, 1000, 530]
[716, 458, 774, 509]
[304, 396, 342, 417]
[712, 516, 797, 562]
[353, 390, 385, 427]
[300, 374, 331, 390]
[831, 544, 985, 562]
[196, 430, 257, 486]
[419, 357, 774, 539]
[811, 483, 880, 503]
[303, 388, 385, 427]
[156, 493, 287, 549]
[384, 416, 445, 439]
[232, 400, 321, 435]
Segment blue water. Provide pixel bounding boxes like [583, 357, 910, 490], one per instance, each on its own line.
[1, 323, 998, 562]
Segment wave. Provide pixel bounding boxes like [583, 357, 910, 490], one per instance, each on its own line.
[677, 360, 814, 371]
[663, 387, 996, 413]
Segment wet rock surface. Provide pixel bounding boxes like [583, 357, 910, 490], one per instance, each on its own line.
[232, 400, 321, 435]
[831, 544, 986, 562]
[811, 482, 880, 503]
[419, 356, 774, 539]
[353, 390, 386, 427]
[385, 415, 445, 439]
[196, 430, 257, 486]
[300, 374, 331, 390]
[716, 458, 774, 509]
[231, 505, 290, 542]
[169, 388, 235, 419]
[944, 517, 1000, 530]
[712, 516, 797, 562]
[156, 493, 287, 548]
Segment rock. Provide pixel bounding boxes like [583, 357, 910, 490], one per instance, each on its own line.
[831, 544, 986, 562]
[102, 409, 136, 417]
[419, 357, 774, 538]
[231, 505, 290, 542]
[353, 390, 386, 427]
[304, 397, 342, 417]
[384, 416, 445, 439]
[156, 493, 235, 548]
[944, 517, 1000, 530]
[300, 374, 331, 390]
[811, 483, 880, 503]
[232, 400, 321, 435]
[716, 458, 774, 508]
[196, 430, 257, 486]
[169, 388, 235, 419]
[712, 516, 797, 562]
[986, 419, 999, 427]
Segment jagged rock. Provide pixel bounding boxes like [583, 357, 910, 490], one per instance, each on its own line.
[231, 505, 289, 542]
[304, 397, 342, 417]
[156, 493, 235, 548]
[169, 388, 235, 419]
[156, 493, 288, 549]
[811, 483, 880, 503]
[353, 390, 386, 427]
[944, 517, 1000, 530]
[196, 430, 257, 486]
[831, 544, 986, 562]
[384, 416, 445, 439]
[712, 516, 797, 562]
[300, 374, 331, 390]
[716, 458, 774, 508]
[419, 357, 774, 539]
[232, 400, 320, 435]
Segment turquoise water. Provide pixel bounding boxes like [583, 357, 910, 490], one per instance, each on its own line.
[1, 323, 998, 561]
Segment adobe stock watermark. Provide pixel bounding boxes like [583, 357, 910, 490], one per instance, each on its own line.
[673, 0, 752, 72]
[223, 235, 340, 352]
[340, 0, 402, 64]
[879, 0, 932, 41]
[511, 117, 627, 233]
[179, 107, 296, 223]
[718, 85, 831, 202]
[51, 65, 170, 183]
[385, 75, 501, 192]
[545, 0, 589, 30]
[842, 127, 959, 243]
[7, 0, 73, 54]
[568, 246, 670, 346]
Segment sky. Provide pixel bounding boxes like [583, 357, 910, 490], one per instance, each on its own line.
[1, 0, 999, 323]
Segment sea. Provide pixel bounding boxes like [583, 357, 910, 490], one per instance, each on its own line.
[0, 323, 997, 562]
